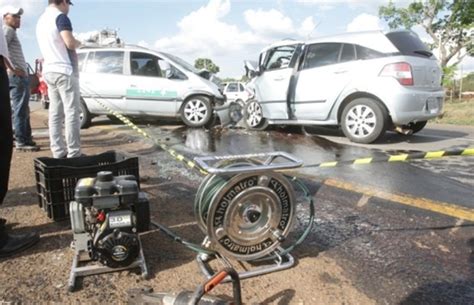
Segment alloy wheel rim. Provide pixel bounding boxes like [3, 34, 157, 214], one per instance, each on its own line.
[345, 105, 376, 138]
[247, 101, 263, 127]
[184, 99, 207, 124]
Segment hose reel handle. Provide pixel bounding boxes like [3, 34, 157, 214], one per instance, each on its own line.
[194, 151, 303, 175]
[190, 267, 242, 305]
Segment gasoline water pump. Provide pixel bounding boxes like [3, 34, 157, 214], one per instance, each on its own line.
[68, 171, 150, 291]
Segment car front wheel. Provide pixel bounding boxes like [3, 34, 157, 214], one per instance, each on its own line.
[244, 99, 268, 131]
[341, 98, 387, 144]
[181, 96, 212, 128]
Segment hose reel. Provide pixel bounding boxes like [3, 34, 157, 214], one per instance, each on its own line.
[194, 152, 303, 261]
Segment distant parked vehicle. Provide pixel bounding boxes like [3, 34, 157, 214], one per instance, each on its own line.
[222, 81, 253, 106]
[244, 30, 444, 143]
[28, 59, 49, 108]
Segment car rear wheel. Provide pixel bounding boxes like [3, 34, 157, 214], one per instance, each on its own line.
[341, 98, 387, 144]
[181, 96, 212, 128]
[79, 100, 91, 129]
[244, 99, 268, 131]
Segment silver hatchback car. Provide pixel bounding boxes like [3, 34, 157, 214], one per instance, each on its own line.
[244, 30, 444, 143]
[76, 45, 238, 128]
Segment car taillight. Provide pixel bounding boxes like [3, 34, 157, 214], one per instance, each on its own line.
[379, 62, 413, 86]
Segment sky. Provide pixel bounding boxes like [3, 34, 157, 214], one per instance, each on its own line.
[1, 0, 473, 78]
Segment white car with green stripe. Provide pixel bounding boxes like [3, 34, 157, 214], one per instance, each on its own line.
[77, 45, 239, 128]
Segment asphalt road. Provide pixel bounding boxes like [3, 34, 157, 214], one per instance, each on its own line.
[35, 109, 474, 304]
[142, 121, 474, 304]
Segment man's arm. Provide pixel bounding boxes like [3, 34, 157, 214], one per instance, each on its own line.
[56, 14, 81, 50]
[3, 27, 13, 44]
[59, 30, 81, 50]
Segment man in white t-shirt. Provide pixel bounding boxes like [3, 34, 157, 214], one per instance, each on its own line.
[36, 0, 82, 158]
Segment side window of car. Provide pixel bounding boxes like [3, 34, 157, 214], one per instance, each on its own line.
[84, 51, 124, 74]
[239, 83, 245, 92]
[130, 52, 162, 78]
[339, 44, 356, 63]
[355, 45, 384, 60]
[227, 83, 238, 92]
[302, 43, 341, 70]
[263, 45, 296, 71]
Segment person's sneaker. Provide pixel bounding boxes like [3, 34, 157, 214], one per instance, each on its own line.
[0, 230, 40, 258]
[15, 142, 40, 152]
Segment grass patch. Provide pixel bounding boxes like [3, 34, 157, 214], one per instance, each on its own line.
[435, 99, 474, 126]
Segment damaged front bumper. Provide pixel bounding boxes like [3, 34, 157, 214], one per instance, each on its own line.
[215, 100, 243, 126]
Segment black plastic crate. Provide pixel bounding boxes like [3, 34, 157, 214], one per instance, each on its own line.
[34, 151, 139, 221]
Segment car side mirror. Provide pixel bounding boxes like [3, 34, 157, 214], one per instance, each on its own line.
[244, 60, 259, 78]
[159, 60, 173, 78]
[280, 58, 290, 69]
[164, 68, 173, 79]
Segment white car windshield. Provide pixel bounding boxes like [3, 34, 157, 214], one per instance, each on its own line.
[159, 52, 200, 74]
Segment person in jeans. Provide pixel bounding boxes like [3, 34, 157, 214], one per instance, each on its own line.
[0, 24, 40, 258]
[36, 0, 82, 159]
[2, 6, 39, 151]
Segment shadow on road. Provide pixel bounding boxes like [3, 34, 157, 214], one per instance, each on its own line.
[260, 289, 296, 305]
[399, 237, 474, 305]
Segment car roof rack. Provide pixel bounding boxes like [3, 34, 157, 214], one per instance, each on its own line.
[80, 28, 124, 48]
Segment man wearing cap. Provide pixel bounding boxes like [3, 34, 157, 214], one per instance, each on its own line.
[3, 6, 39, 151]
[0, 22, 40, 258]
[36, 0, 82, 159]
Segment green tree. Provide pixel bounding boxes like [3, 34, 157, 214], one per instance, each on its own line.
[379, 0, 473, 68]
[462, 72, 474, 91]
[194, 58, 220, 74]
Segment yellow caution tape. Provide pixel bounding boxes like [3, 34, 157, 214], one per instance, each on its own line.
[93, 97, 474, 173]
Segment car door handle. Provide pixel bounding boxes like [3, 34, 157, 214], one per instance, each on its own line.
[129, 84, 137, 88]
[273, 76, 285, 81]
[334, 70, 347, 74]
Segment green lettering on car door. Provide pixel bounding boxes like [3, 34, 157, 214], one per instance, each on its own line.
[126, 88, 178, 99]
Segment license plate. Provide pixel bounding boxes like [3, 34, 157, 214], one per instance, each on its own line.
[109, 215, 132, 228]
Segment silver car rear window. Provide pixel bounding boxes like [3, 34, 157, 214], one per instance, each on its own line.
[385, 31, 433, 58]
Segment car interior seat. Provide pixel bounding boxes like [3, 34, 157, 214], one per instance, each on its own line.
[140, 60, 160, 77]
[131, 60, 139, 75]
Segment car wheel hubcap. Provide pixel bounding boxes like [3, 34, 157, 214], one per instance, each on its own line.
[246, 101, 263, 127]
[184, 99, 207, 124]
[345, 105, 376, 138]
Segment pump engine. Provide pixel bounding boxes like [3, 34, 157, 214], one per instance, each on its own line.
[69, 171, 149, 268]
